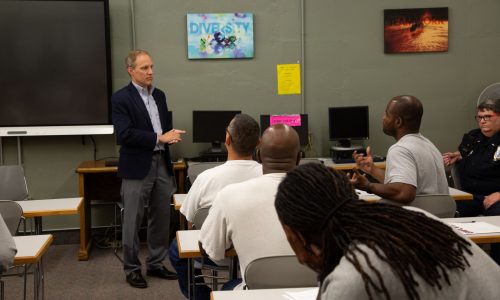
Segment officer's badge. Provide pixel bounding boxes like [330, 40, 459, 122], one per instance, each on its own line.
[494, 146, 500, 161]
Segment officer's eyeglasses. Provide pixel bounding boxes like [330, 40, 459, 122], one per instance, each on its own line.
[475, 114, 497, 122]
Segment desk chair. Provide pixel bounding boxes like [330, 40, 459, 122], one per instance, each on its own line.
[0, 166, 31, 233]
[0, 200, 28, 300]
[409, 194, 457, 218]
[381, 194, 457, 218]
[112, 202, 153, 263]
[298, 158, 323, 165]
[0, 201, 23, 235]
[0, 204, 22, 300]
[192, 207, 210, 230]
[191, 207, 235, 291]
[113, 202, 124, 263]
[244, 255, 317, 289]
[0, 165, 29, 202]
[450, 163, 462, 190]
[186, 162, 224, 190]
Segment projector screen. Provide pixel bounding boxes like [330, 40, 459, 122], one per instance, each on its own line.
[0, 0, 112, 136]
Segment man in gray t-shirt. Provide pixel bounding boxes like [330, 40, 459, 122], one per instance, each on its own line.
[352, 95, 448, 204]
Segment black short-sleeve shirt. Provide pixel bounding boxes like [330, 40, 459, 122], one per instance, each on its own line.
[458, 129, 500, 196]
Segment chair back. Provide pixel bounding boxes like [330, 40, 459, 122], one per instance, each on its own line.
[192, 207, 210, 229]
[0, 165, 29, 201]
[187, 162, 223, 186]
[0, 200, 23, 235]
[244, 255, 317, 289]
[450, 163, 462, 190]
[409, 194, 457, 218]
[299, 159, 323, 165]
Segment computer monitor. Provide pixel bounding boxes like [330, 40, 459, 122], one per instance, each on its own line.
[328, 106, 369, 148]
[192, 110, 241, 152]
[260, 114, 309, 146]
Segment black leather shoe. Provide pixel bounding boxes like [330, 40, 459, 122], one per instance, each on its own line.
[126, 270, 148, 288]
[146, 266, 178, 280]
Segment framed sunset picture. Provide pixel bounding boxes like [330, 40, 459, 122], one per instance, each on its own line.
[384, 7, 448, 54]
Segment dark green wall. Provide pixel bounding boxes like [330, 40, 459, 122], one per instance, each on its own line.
[3, 0, 499, 229]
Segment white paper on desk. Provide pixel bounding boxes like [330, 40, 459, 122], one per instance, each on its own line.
[355, 189, 377, 197]
[283, 288, 318, 300]
[449, 222, 500, 235]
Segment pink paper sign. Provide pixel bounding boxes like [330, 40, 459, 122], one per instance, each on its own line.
[270, 115, 301, 127]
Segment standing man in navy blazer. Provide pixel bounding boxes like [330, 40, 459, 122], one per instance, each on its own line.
[112, 50, 185, 288]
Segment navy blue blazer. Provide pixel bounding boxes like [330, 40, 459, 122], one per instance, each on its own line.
[111, 82, 174, 179]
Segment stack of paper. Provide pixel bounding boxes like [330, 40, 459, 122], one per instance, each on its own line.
[449, 221, 500, 235]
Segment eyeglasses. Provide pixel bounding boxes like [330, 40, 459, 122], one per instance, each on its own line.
[475, 114, 497, 122]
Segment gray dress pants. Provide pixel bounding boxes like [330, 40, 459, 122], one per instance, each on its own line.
[121, 152, 176, 274]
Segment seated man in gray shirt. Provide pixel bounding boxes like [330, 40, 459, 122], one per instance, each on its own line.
[352, 95, 448, 204]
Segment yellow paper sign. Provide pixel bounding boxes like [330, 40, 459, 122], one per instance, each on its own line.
[277, 64, 301, 95]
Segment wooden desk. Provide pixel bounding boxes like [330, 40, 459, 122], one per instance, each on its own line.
[356, 187, 471, 204]
[75, 160, 187, 260]
[317, 157, 386, 170]
[173, 193, 186, 211]
[328, 161, 386, 171]
[211, 287, 319, 300]
[13, 234, 54, 300]
[16, 198, 83, 259]
[177, 230, 237, 259]
[173, 194, 187, 230]
[443, 216, 500, 244]
[448, 187, 473, 200]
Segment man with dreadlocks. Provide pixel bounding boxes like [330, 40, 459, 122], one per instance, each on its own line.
[352, 95, 449, 204]
[276, 163, 500, 300]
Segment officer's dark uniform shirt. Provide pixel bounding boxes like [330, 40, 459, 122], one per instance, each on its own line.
[458, 128, 500, 197]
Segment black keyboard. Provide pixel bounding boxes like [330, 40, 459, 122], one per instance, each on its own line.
[332, 158, 355, 164]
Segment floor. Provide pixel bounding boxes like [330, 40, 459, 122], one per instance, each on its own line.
[2, 243, 187, 300]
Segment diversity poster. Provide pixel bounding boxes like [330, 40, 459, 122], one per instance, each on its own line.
[384, 7, 448, 54]
[187, 13, 254, 59]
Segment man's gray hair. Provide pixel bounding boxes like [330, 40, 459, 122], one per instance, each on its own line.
[125, 49, 150, 69]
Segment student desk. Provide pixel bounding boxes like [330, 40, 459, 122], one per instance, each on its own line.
[448, 187, 473, 200]
[358, 187, 471, 205]
[13, 234, 54, 300]
[177, 230, 236, 300]
[324, 159, 473, 200]
[173, 194, 187, 230]
[174, 193, 186, 211]
[16, 198, 83, 260]
[326, 160, 386, 171]
[211, 287, 319, 300]
[75, 160, 187, 260]
[443, 216, 500, 244]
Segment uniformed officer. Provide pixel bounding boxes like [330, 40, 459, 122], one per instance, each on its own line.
[443, 97, 500, 264]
